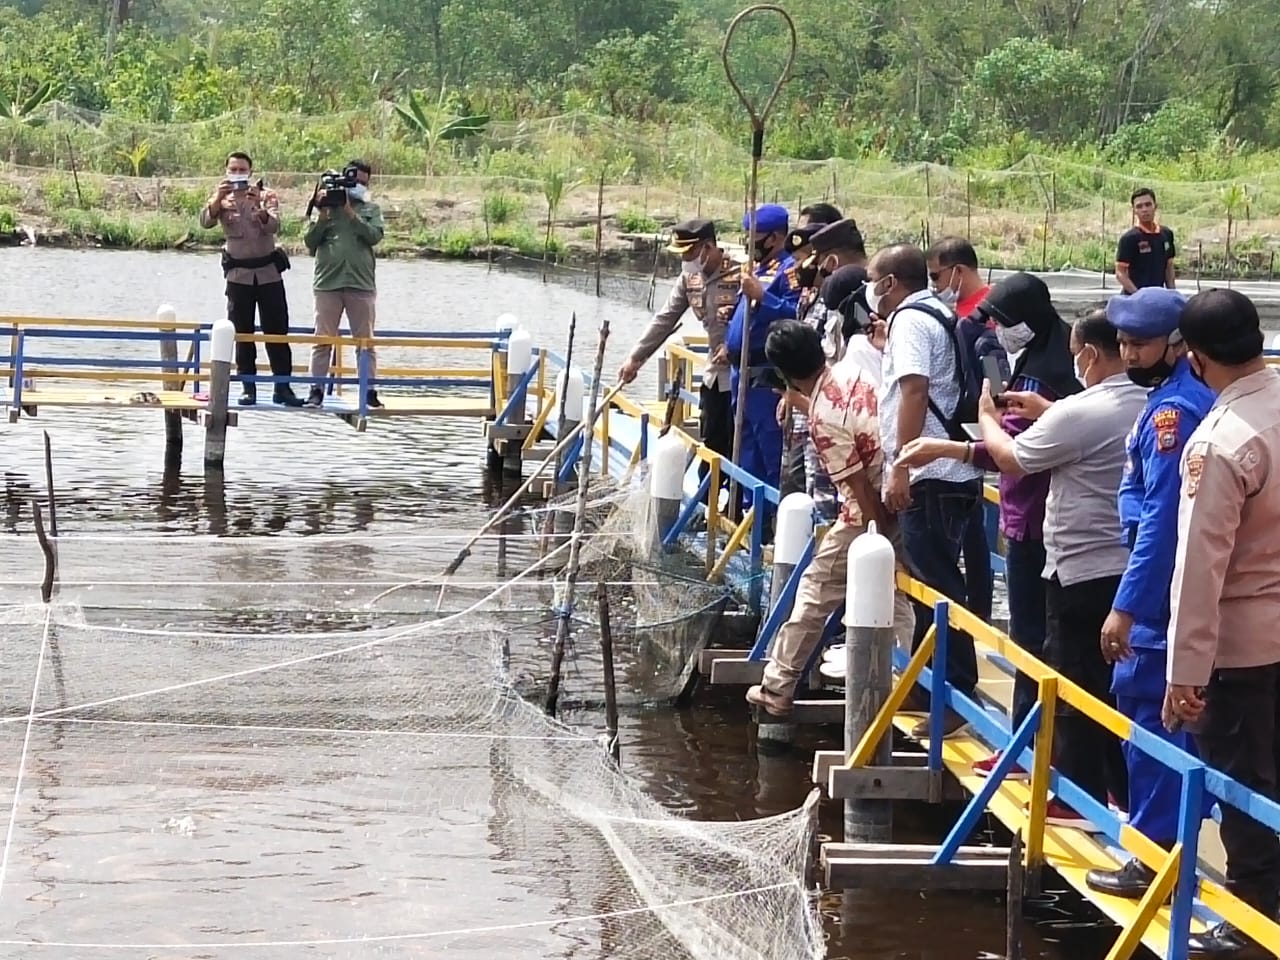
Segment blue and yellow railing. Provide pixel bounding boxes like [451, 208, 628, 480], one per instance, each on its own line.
[533, 337, 1280, 960]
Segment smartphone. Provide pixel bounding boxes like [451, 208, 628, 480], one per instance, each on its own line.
[982, 354, 1005, 403]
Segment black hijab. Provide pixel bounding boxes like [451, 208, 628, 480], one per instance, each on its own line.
[977, 273, 1081, 400]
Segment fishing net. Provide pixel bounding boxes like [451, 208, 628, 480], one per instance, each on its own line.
[0, 475, 820, 960]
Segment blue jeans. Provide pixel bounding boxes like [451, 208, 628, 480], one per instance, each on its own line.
[1004, 537, 1047, 733]
[899, 479, 982, 696]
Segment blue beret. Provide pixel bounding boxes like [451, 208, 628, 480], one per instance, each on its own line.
[1106, 287, 1187, 339]
[743, 203, 789, 234]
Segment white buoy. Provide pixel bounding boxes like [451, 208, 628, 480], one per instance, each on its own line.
[649, 433, 687, 553]
[156, 303, 177, 327]
[556, 367, 585, 426]
[507, 327, 533, 373]
[842, 520, 899, 843]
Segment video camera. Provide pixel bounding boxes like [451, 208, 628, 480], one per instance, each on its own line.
[317, 164, 360, 207]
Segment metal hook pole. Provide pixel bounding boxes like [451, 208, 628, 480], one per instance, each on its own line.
[721, 4, 797, 517]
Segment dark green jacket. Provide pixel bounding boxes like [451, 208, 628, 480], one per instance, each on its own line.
[304, 201, 384, 292]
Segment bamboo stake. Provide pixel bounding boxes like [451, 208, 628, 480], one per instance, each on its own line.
[546, 314, 613, 717]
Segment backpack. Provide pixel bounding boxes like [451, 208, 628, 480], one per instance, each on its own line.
[892, 301, 1008, 443]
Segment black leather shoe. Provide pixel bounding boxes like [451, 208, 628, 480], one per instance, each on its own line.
[273, 385, 304, 408]
[1189, 921, 1269, 958]
[1085, 858, 1156, 899]
[304, 387, 324, 408]
[237, 388, 256, 406]
[366, 389, 384, 409]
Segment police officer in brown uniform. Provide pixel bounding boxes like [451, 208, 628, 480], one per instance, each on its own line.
[1165, 288, 1280, 958]
[619, 219, 741, 486]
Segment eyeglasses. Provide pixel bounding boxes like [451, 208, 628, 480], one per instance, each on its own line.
[928, 264, 956, 283]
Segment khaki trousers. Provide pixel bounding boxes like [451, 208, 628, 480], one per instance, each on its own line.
[762, 515, 916, 701]
[311, 288, 377, 385]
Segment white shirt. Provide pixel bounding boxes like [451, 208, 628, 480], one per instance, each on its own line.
[836, 335, 882, 387]
[878, 290, 983, 485]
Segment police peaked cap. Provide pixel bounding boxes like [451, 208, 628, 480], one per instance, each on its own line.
[810, 218, 864, 256]
[666, 218, 716, 253]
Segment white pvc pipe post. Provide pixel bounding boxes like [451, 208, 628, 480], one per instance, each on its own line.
[556, 366, 585, 430]
[843, 521, 897, 842]
[758, 491, 815, 746]
[649, 432, 687, 555]
[157, 304, 183, 457]
[204, 319, 236, 471]
[501, 327, 534, 476]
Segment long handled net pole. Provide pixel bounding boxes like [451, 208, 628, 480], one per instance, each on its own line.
[545, 314, 612, 717]
[722, 5, 797, 516]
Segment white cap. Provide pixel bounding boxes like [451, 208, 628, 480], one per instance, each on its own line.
[650, 433, 687, 501]
[845, 521, 897, 628]
[774, 493, 815, 567]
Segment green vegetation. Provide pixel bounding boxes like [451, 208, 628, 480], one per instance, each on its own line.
[2, 0, 1280, 273]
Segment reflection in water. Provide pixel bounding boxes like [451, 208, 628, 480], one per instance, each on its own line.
[0, 250, 1113, 959]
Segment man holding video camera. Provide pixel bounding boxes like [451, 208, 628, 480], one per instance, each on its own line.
[201, 151, 302, 407]
[303, 159, 385, 409]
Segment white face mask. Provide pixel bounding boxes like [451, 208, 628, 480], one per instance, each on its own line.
[1074, 347, 1094, 388]
[349, 183, 369, 202]
[996, 322, 1035, 354]
[682, 258, 700, 275]
[935, 286, 959, 309]
[866, 276, 892, 318]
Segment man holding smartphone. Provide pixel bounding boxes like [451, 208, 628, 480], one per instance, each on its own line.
[201, 151, 302, 407]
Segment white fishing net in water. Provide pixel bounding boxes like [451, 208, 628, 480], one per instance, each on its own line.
[0, 484, 822, 960]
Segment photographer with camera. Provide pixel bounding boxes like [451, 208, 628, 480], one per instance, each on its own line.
[303, 159, 385, 409]
[200, 151, 302, 407]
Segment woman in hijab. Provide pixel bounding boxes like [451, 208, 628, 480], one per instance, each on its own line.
[895, 272, 1081, 780]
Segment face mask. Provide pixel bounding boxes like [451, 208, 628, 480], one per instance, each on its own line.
[935, 286, 959, 309]
[1125, 345, 1175, 389]
[1188, 353, 1207, 386]
[996, 322, 1035, 354]
[752, 233, 774, 260]
[1074, 347, 1094, 388]
[866, 276, 891, 318]
[682, 258, 700, 275]
[349, 183, 369, 202]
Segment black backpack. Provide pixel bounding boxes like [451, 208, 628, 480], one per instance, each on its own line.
[891, 301, 1006, 443]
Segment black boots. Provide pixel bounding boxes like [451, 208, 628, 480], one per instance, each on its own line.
[1085, 858, 1156, 899]
[237, 384, 256, 406]
[366, 389, 383, 409]
[274, 384, 304, 408]
[305, 387, 324, 408]
[1189, 921, 1271, 958]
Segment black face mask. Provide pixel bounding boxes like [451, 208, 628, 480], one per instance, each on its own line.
[753, 233, 775, 261]
[797, 259, 819, 290]
[1126, 346, 1176, 389]
[1189, 354, 1207, 385]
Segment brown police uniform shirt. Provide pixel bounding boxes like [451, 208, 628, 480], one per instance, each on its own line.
[627, 257, 742, 391]
[1168, 367, 1280, 686]
[200, 193, 282, 286]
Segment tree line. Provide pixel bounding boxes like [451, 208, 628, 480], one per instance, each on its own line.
[1, 0, 1278, 170]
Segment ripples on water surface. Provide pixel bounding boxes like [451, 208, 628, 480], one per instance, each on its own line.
[0, 249, 1116, 958]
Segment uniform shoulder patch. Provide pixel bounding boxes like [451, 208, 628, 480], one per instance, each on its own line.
[1153, 407, 1181, 454]
[1184, 448, 1205, 498]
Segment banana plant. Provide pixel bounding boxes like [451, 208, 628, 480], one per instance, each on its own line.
[117, 139, 152, 178]
[0, 78, 57, 166]
[393, 88, 488, 175]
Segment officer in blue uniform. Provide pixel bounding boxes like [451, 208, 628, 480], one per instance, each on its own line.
[723, 204, 800, 519]
[1085, 287, 1215, 898]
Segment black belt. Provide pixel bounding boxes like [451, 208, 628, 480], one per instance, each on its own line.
[221, 247, 291, 275]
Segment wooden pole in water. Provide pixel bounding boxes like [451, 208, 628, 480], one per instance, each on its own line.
[1006, 830, 1024, 960]
[42, 429, 57, 539]
[597, 579, 621, 764]
[157, 304, 183, 464]
[32, 500, 54, 604]
[204, 319, 234, 471]
[545, 315, 612, 718]
[595, 173, 605, 298]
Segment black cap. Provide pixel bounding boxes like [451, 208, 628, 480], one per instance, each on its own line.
[819, 264, 868, 311]
[666, 218, 716, 253]
[810, 218, 863, 256]
[785, 224, 822, 253]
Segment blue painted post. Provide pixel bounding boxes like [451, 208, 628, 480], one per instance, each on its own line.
[748, 480, 767, 615]
[192, 332, 202, 394]
[929, 601, 950, 773]
[1168, 765, 1206, 960]
[11, 332, 25, 415]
